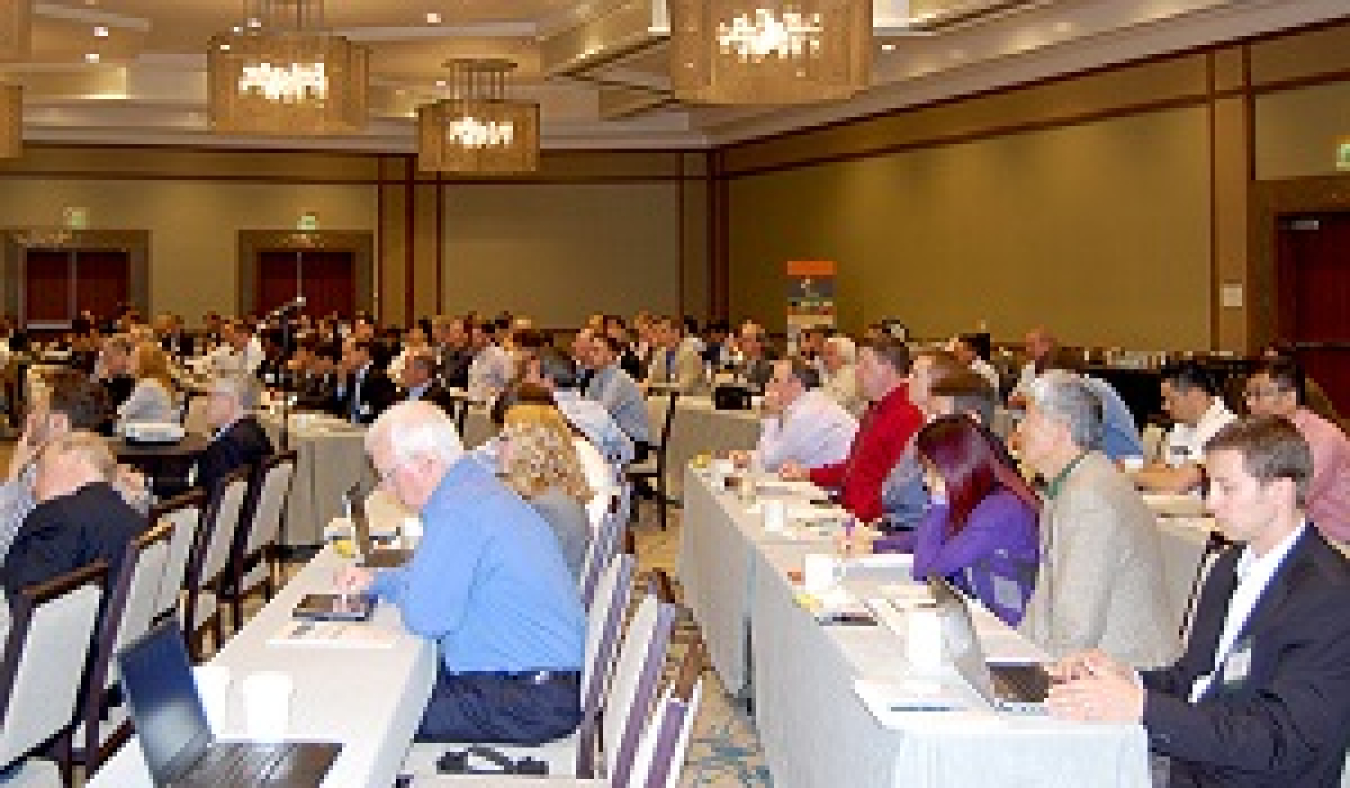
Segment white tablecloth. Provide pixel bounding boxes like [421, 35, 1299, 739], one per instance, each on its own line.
[89, 547, 437, 787]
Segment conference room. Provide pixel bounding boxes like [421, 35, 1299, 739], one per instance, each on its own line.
[1, 1, 1350, 787]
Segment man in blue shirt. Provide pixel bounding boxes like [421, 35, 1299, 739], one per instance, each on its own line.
[337, 401, 585, 744]
[580, 333, 652, 456]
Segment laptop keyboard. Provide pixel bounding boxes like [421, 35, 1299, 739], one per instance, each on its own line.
[992, 664, 1052, 703]
[179, 742, 292, 786]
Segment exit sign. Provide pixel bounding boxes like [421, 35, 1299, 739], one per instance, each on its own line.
[1338, 139, 1350, 171]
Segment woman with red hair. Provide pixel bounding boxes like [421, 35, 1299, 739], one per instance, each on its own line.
[894, 414, 1040, 626]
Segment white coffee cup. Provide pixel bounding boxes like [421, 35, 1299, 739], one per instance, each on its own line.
[1121, 455, 1145, 472]
[802, 553, 844, 593]
[762, 498, 788, 533]
[709, 459, 733, 489]
[242, 671, 293, 742]
[192, 665, 231, 734]
[906, 606, 945, 673]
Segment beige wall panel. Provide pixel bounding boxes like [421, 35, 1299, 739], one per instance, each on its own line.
[1213, 47, 1246, 93]
[1213, 96, 1251, 352]
[1249, 22, 1350, 86]
[729, 107, 1212, 349]
[1254, 80, 1350, 181]
[4, 145, 380, 181]
[442, 183, 681, 327]
[681, 175, 712, 321]
[0, 179, 373, 325]
[413, 183, 441, 320]
[723, 56, 1208, 174]
[379, 183, 409, 326]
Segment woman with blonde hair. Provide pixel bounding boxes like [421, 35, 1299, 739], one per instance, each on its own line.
[499, 400, 593, 579]
[116, 341, 178, 427]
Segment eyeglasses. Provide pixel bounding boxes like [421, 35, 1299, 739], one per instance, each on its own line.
[374, 456, 414, 488]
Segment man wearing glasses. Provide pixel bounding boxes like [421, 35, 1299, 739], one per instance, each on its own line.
[1243, 356, 1350, 543]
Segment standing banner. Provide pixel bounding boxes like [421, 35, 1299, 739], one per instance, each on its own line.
[786, 260, 837, 353]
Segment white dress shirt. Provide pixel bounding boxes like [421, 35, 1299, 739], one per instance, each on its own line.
[1165, 397, 1237, 468]
[753, 389, 858, 472]
[1189, 523, 1307, 701]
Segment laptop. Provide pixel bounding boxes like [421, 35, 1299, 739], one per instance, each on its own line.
[292, 592, 376, 622]
[928, 576, 1053, 714]
[343, 485, 412, 569]
[117, 620, 341, 787]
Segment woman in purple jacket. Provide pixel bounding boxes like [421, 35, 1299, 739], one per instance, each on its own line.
[879, 414, 1040, 626]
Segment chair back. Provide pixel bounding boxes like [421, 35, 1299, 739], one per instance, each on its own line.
[579, 493, 624, 609]
[0, 562, 106, 767]
[653, 391, 679, 452]
[601, 571, 677, 787]
[198, 469, 251, 588]
[242, 451, 297, 560]
[149, 490, 205, 622]
[574, 551, 636, 776]
[628, 641, 705, 788]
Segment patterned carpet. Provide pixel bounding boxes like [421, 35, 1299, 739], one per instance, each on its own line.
[631, 506, 773, 788]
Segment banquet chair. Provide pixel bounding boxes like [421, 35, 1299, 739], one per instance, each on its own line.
[68, 521, 175, 773]
[402, 567, 675, 784]
[0, 563, 107, 788]
[147, 490, 206, 625]
[182, 469, 250, 657]
[225, 451, 297, 631]
[578, 494, 624, 610]
[408, 638, 705, 788]
[626, 391, 678, 529]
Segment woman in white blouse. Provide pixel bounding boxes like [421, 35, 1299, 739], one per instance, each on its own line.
[117, 342, 178, 426]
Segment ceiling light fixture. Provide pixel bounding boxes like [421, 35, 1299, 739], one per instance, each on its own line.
[93, 25, 108, 37]
[669, 0, 872, 104]
[84, 52, 99, 63]
[0, 0, 33, 61]
[208, 0, 369, 136]
[417, 59, 539, 174]
[425, 12, 441, 24]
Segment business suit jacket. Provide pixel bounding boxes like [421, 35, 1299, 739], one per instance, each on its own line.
[645, 345, 706, 394]
[1, 482, 147, 604]
[1141, 528, 1350, 788]
[330, 366, 397, 425]
[195, 416, 275, 496]
[437, 346, 472, 391]
[405, 382, 460, 416]
[1018, 451, 1177, 667]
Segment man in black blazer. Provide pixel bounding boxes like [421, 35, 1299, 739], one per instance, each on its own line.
[398, 351, 458, 416]
[2, 432, 147, 604]
[195, 374, 274, 495]
[1048, 415, 1350, 788]
[330, 338, 397, 426]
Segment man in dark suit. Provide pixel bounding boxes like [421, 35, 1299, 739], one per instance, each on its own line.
[331, 338, 397, 426]
[195, 374, 274, 495]
[432, 316, 472, 391]
[1048, 415, 1350, 788]
[399, 351, 458, 416]
[2, 432, 147, 604]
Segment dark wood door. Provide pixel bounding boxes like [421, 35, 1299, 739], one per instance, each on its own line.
[74, 250, 130, 320]
[256, 249, 354, 319]
[22, 248, 131, 329]
[1277, 211, 1350, 414]
[24, 250, 72, 327]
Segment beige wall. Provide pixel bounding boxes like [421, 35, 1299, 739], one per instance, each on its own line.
[441, 182, 683, 326]
[0, 178, 375, 324]
[729, 107, 1212, 349]
[1254, 81, 1350, 181]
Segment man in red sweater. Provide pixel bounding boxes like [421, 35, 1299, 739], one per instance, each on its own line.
[781, 335, 923, 521]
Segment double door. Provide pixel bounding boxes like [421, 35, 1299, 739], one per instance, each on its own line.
[22, 247, 130, 329]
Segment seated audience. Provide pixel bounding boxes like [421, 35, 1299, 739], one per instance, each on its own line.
[730, 358, 857, 473]
[523, 346, 633, 467]
[195, 375, 274, 494]
[116, 342, 178, 428]
[781, 336, 923, 522]
[579, 332, 652, 459]
[952, 333, 1001, 392]
[388, 323, 432, 383]
[94, 334, 137, 413]
[337, 402, 584, 744]
[1243, 357, 1350, 542]
[880, 350, 968, 530]
[883, 415, 1040, 627]
[820, 336, 864, 415]
[1134, 361, 1235, 493]
[1008, 326, 1057, 408]
[432, 315, 473, 391]
[2, 432, 147, 604]
[644, 315, 705, 394]
[1041, 349, 1145, 463]
[733, 321, 776, 392]
[1048, 416, 1350, 787]
[331, 338, 397, 426]
[1016, 371, 1175, 666]
[399, 351, 457, 414]
[466, 320, 513, 403]
[499, 402, 594, 580]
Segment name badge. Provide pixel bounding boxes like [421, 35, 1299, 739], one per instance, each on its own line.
[1221, 639, 1253, 686]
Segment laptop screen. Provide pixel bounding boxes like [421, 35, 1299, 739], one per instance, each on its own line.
[927, 577, 999, 703]
[116, 619, 213, 780]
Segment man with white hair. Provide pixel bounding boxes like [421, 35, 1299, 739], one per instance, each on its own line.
[337, 401, 584, 744]
[820, 336, 863, 415]
[194, 374, 273, 494]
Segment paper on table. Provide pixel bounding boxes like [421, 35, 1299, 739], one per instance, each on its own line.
[268, 620, 397, 649]
[850, 553, 914, 571]
[853, 678, 975, 721]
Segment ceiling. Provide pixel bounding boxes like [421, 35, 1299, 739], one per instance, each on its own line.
[4, 0, 1348, 152]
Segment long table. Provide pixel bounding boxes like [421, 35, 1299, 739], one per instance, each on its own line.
[89, 547, 436, 787]
[679, 468, 1156, 788]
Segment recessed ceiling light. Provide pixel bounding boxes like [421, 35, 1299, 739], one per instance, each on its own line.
[426, 12, 442, 24]
[880, 43, 896, 52]
[85, 53, 100, 63]
[435, 79, 446, 87]
[219, 43, 231, 51]
[93, 26, 108, 37]
[246, 17, 262, 28]
[232, 25, 242, 33]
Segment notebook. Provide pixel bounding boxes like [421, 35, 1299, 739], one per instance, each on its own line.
[343, 484, 411, 569]
[116, 619, 340, 787]
[928, 576, 1053, 714]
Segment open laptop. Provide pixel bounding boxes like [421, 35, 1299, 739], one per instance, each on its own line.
[117, 619, 340, 787]
[343, 485, 412, 569]
[928, 576, 1053, 714]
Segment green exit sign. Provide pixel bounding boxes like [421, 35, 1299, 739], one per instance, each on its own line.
[1339, 139, 1350, 171]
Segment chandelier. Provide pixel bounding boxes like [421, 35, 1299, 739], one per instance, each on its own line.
[669, 0, 872, 104]
[208, 0, 368, 135]
[416, 59, 540, 174]
[0, 0, 31, 62]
